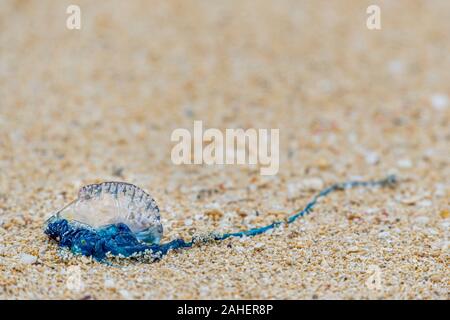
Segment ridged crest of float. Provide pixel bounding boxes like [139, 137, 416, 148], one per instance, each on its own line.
[55, 182, 163, 244]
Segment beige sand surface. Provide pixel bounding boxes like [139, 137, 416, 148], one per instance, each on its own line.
[0, 0, 449, 299]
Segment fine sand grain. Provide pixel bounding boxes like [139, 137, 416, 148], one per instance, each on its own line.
[0, 0, 449, 299]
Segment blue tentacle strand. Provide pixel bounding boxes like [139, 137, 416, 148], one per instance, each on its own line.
[44, 175, 397, 262]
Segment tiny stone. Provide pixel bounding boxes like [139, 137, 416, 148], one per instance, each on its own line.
[439, 210, 449, 219]
[287, 183, 299, 200]
[234, 246, 245, 253]
[199, 285, 210, 296]
[347, 246, 363, 253]
[39, 246, 47, 256]
[119, 289, 133, 299]
[365, 208, 379, 215]
[397, 158, 412, 168]
[414, 216, 429, 225]
[429, 274, 443, 283]
[430, 93, 449, 110]
[269, 204, 286, 214]
[417, 200, 432, 207]
[239, 236, 249, 243]
[194, 214, 204, 221]
[204, 202, 221, 210]
[434, 184, 446, 197]
[378, 231, 390, 239]
[399, 195, 423, 205]
[316, 157, 330, 169]
[204, 208, 223, 221]
[19, 253, 37, 264]
[300, 178, 324, 191]
[104, 278, 116, 289]
[387, 59, 405, 75]
[254, 242, 265, 249]
[365, 152, 380, 165]
[111, 166, 124, 177]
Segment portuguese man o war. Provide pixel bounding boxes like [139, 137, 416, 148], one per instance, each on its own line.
[44, 176, 397, 262]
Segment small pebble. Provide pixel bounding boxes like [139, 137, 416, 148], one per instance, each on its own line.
[199, 285, 210, 296]
[439, 210, 449, 219]
[234, 246, 245, 253]
[365, 152, 380, 165]
[387, 59, 405, 75]
[378, 231, 390, 239]
[430, 93, 449, 111]
[397, 159, 412, 168]
[104, 278, 116, 289]
[414, 216, 430, 225]
[204, 208, 223, 221]
[300, 178, 324, 191]
[434, 184, 446, 197]
[441, 221, 449, 229]
[269, 204, 286, 214]
[19, 253, 37, 264]
[429, 274, 443, 283]
[254, 242, 265, 249]
[287, 183, 299, 199]
[347, 246, 363, 253]
[399, 195, 423, 205]
[316, 157, 330, 169]
[119, 289, 133, 299]
[417, 200, 432, 207]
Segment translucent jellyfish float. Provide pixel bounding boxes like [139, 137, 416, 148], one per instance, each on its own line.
[45, 176, 397, 262]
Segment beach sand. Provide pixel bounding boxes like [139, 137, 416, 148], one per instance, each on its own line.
[0, 0, 448, 299]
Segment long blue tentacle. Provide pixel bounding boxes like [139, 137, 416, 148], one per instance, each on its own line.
[208, 174, 396, 242]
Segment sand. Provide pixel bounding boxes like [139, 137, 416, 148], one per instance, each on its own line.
[0, 0, 448, 299]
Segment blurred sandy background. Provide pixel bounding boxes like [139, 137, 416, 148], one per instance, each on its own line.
[0, 0, 448, 299]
